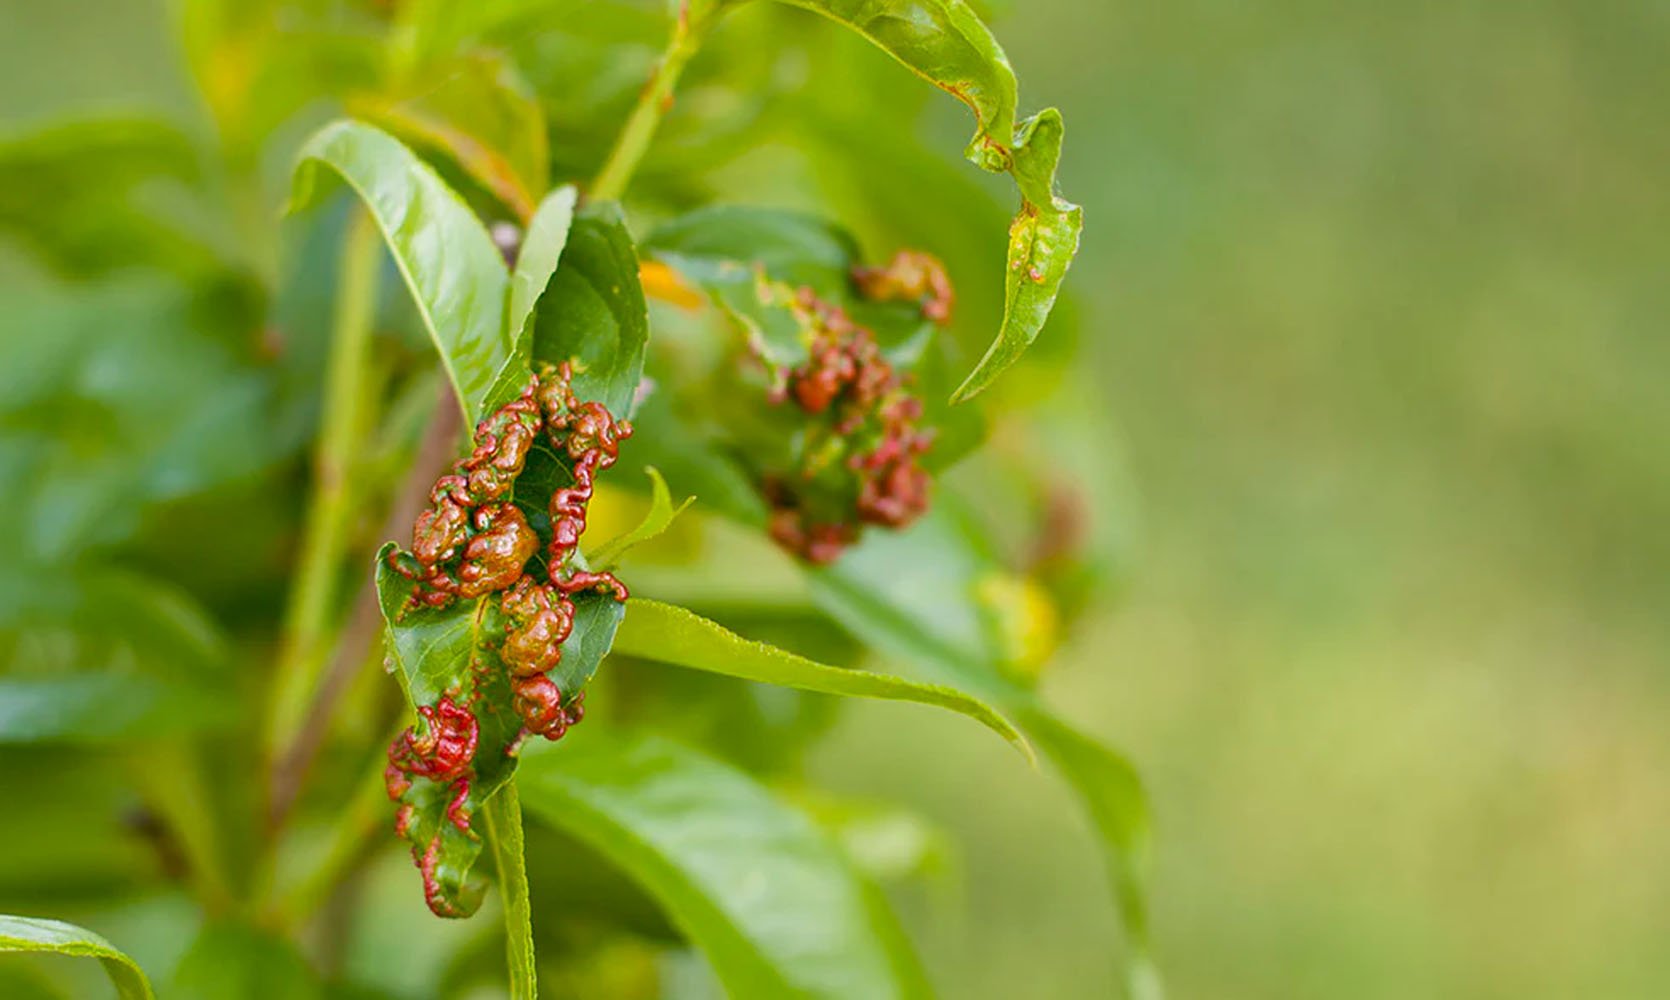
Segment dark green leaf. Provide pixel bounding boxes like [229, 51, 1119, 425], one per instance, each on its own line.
[645, 205, 860, 297]
[768, 0, 1081, 400]
[516, 728, 931, 999]
[482, 784, 537, 1000]
[374, 545, 626, 916]
[508, 186, 579, 355]
[291, 120, 516, 425]
[0, 915, 154, 1000]
[613, 598, 1031, 762]
[587, 467, 695, 570]
[530, 201, 648, 418]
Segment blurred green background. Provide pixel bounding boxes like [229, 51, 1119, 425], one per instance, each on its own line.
[3, 0, 1667, 997]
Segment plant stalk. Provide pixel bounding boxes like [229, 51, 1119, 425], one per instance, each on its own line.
[590, 2, 724, 201]
[264, 207, 381, 762]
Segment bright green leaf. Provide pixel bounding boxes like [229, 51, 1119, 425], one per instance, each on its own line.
[483, 784, 538, 1000]
[613, 597, 1032, 763]
[0, 915, 154, 1000]
[291, 119, 516, 425]
[587, 468, 695, 570]
[530, 201, 649, 418]
[516, 728, 931, 999]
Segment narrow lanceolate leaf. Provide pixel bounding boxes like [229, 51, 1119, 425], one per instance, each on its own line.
[516, 729, 931, 999]
[586, 468, 694, 570]
[291, 119, 516, 424]
[613, 598, 1032, 763]
[530, 201, 649, 419]
[771, 0, 1082, 401]
[0, 915, 154, 1000]
[374, 545, 627, 916]
[489, 184, 578, 409]
[802, 503, 1157, 995]
[482, 784, 538, 1000]
[507, 186, 579, 353]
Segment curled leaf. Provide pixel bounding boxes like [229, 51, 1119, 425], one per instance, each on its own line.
[770, 0, 1082, 401]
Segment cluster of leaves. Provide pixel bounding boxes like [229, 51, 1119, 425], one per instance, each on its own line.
[0, 1, 1150, 999]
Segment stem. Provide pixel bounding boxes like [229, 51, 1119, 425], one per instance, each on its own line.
[590, 2, 722, 201]
[133, 745, 233, 915]
[264, 207, 381, 760]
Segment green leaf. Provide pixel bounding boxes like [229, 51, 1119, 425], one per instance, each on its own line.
[483, 784, 538, 1000]
[291, 119, 516, 425]
[803, 503, 1157, 993]
[587, 468, 695, 570]
[515, 728, 931, 999]
[0, 675, 235, 745]
[507, 186, 579, 354]
[0, 915, 154, 1000]
[530, 201, 649, 418]
[374, 545, 626, 916]
[168, 923, 320, 1000]
[613, 598, 1032, 763]
[768, 0, 1081, 401]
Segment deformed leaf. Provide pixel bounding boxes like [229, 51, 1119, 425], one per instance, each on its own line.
[507, 186, 579, 352]
[769, 0, 1082, 401]
[516, 728, 931, 999]
[612, 598, 1032, 762]
[374, 545, 626, 916]
[0, 915, 154, 1000]
[291, 119, 516, 425]
[586, 468, 695, 570]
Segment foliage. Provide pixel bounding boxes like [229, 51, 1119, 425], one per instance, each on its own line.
[0, 2, 1149, 998]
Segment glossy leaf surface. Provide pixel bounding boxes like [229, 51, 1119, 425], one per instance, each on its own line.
[613, 597, 1031, 761]
[530, 201, 649, 418]
[516, 728, 930, 999]
[0, 915, 154, 1000]
[291, 119, 516, 424]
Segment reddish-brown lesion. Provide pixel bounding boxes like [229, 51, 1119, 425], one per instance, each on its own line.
[852, 250, 955, 327]
[755, 274, 941, 565]
[382, 364, 633, 915]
